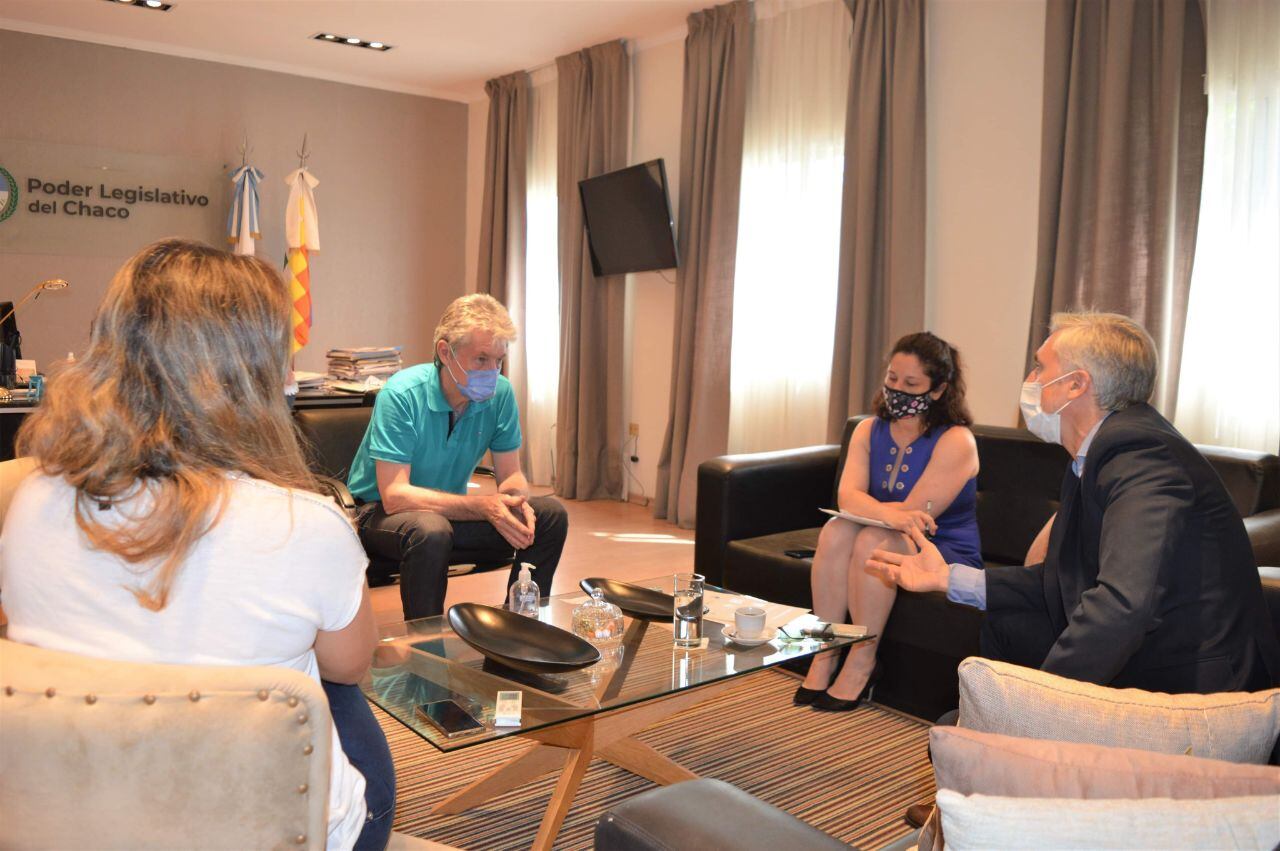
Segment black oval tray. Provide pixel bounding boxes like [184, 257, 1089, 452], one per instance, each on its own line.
[579, 577, 678, 619]
[447, 603, 601, 674]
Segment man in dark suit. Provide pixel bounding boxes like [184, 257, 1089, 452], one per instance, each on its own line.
[868, 311, 1280, 694]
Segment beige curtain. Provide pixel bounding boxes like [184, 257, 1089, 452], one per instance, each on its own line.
[654, 1, 753, 528]
[826, 0, 927, 442]
[1026, 0, 1207, 414]
[554, 41, 629, 500]
[476, 70, 532, 471]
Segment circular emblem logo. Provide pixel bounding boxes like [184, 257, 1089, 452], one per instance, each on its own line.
[0, 166, 16, 223]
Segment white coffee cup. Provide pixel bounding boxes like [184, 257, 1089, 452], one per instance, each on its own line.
[734, 606, 766, 639]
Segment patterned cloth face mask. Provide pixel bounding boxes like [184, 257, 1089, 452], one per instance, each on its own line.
[883, 386, 933, 420]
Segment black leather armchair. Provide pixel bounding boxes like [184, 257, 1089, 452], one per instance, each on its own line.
[696, 416, 1280, 719]
[594, 779, 857, 851]
[292, 405, 506, 588]
[294, 406, 375, 482]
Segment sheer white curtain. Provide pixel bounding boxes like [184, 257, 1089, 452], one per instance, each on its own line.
[522, 75, 560, 485]
[727, 0, 852, 454]
[1175, 0, 1280, 452]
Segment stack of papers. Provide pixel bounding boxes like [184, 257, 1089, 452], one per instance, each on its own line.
[293, 371, 328, 390]
[328, 377, 386, 394]
[327, 346, 403, 379]
[701, 590, 809, 632]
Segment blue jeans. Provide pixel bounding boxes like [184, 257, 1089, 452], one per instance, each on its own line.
[323, 681, 396, 850]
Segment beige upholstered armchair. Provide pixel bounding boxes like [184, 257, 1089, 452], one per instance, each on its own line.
[1, 637, 336, 849]
[0, 460, 444, 850]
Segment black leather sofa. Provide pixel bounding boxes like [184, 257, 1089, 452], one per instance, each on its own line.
[696, 416, 1280, 720]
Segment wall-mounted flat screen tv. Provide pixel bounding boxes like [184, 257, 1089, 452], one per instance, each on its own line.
[578, 159, 679, 277]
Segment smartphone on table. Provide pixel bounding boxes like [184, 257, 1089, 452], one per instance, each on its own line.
[415, 699, 485, 738]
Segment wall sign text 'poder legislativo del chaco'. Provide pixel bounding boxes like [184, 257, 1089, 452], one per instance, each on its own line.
[24, 178, 210, 219]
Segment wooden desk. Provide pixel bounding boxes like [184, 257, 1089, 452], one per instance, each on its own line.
[292, 389, 377, 410]
[0, 390, 377, 460]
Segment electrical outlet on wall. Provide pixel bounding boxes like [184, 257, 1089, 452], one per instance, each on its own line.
[627, 423, 639, 463]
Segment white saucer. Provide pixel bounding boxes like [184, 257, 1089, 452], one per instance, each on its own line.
[721, 626, 778, 647]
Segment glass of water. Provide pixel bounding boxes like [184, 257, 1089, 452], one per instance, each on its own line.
[673, 572, 705, 647]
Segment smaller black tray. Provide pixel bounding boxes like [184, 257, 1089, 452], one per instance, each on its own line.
[580, 577, 677, 619]
[447, 603, 601, 674]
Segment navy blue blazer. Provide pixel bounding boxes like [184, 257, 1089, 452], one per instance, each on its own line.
[985, 403, 1280, 693]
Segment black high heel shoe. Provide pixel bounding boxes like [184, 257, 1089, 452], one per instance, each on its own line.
[811, 672, 876, 713]
[793, 685, 826, 706]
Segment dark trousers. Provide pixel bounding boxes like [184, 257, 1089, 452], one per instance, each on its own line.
[322, 681, 395, 851]
[355, 495, 569, 621]
[978, 605, 1058, 671]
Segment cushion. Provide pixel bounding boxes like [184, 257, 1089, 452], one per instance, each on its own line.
[934, 789, 1280, 850]
[723, 530, 822, 609]
[957, 657, 1280, 764]
[971, 425, 1070, 564]
[930, 726, 1280, 799]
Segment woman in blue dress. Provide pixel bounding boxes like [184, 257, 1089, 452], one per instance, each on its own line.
[798, 332, 981, 711]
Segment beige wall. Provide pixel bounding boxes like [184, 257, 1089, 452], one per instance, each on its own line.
[464, 98, 489, 295]
[0, 30, 468, 374]
[462, 0, 1048, 498]
[623, 38, 684, 504]
[926, 0, 1046, 426]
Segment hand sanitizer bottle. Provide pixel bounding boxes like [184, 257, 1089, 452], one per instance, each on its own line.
[507, 562, 539, 618]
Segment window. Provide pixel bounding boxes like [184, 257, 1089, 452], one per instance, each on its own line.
[728, 0, 852, 453]
[522, 75, 561, 484]
[1175, 0, 1279, 452]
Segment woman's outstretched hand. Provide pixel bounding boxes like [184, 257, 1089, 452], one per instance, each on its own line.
[865, 525, 950, 593]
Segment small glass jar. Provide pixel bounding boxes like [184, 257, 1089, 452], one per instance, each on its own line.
[572, 589, 625, 647]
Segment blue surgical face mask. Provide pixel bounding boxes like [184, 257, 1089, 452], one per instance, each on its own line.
[444, 345, 499, 402]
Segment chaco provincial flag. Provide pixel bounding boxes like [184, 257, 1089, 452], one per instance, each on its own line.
[283, 168, 319, 353]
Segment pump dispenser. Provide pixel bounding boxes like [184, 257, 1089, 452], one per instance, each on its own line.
[507, 562, 539, 617]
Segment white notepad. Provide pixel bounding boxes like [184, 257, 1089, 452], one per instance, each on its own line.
[819, 507, 895, 530]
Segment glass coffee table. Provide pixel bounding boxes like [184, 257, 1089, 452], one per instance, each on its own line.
[362, 576, 872, 849]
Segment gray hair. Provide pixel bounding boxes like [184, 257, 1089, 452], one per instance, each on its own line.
[432, 293, 518, 352]
[1049, 312, 1157, 411]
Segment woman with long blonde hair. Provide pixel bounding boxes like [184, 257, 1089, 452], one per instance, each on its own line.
[0, 239, 392, 849]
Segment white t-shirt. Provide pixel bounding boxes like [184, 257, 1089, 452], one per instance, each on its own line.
[0, 472, 370, 850]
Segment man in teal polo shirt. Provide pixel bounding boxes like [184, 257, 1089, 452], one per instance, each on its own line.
[347, 294, 567, 620]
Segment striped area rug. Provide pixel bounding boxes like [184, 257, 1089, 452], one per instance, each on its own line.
[376, 670, 935, 850]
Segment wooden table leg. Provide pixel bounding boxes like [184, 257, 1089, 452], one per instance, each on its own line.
[530, 721, 594, 851]
[432, 743, 569, 815]
[597, 737, 698, 786]
[432, 676, 739, 845]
